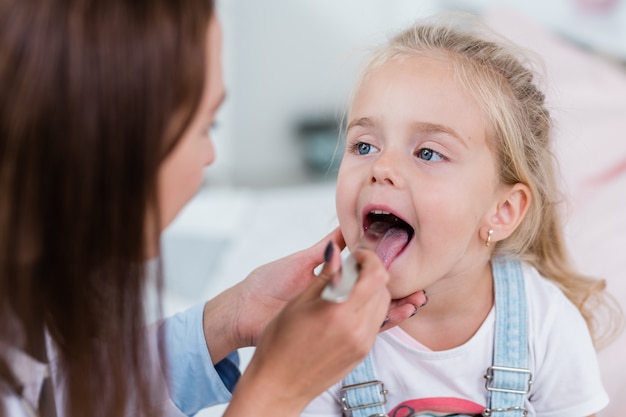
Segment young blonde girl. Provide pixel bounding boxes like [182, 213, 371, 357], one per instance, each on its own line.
[304, 14, 621, 417]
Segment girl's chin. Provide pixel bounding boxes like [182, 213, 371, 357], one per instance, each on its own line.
[389, 288, 420, 301]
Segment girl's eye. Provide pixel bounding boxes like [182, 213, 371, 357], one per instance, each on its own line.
[352, 142, 377, 155]
[358, 143, 371, 155]
[417, 148, 444, 162]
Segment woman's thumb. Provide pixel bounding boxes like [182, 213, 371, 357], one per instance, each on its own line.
[307, 241, 342, 296]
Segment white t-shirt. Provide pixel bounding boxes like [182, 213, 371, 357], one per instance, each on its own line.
[303, 263, 608, 417]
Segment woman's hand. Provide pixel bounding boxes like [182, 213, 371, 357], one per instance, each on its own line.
[200, 227, 344, 364]
[201, 227, 427, 364]
[224, 242, 392, 416]
[232, 227, 348, 348]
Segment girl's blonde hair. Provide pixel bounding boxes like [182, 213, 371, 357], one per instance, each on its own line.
[353, 14, 622, 348]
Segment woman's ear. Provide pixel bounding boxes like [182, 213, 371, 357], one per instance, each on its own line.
[489, 183, 531, 242]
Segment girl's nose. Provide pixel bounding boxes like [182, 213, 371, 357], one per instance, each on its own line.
[370, 150, 403, 187]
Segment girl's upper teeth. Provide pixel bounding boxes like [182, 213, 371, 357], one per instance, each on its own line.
[371, 210, 390, 215]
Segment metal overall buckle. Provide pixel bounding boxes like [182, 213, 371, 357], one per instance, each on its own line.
[484, 365, 533, 395]
[483, 365, 533, 416]
[340, 380, 388, 416]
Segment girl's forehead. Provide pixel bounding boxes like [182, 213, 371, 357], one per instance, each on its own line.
[352, 56, 477, 109]
[352, 55, 458, 102]
[348, 55, 492, 146]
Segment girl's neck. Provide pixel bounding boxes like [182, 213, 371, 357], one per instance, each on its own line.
[399, 261, 494, 351]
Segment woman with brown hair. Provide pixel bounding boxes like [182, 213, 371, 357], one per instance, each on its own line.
[0, 1, 426, 416]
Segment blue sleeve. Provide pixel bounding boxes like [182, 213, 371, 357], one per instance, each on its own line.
[159, 302, 241, 416]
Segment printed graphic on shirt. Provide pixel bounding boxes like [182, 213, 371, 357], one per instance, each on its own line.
[388, 397, 484, 417]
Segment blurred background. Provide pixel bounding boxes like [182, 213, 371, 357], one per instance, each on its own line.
[159, 0, 626, 415]
[209, 0, 626, 187]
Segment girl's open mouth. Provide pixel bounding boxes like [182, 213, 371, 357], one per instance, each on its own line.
[362, 209, 414, 268]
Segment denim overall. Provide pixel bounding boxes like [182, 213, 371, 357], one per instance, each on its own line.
[339, 258, 533, 417]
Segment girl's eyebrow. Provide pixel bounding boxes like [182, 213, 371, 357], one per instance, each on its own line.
[346, 117, 375, 132]
[410, 121, 468, 149]
[347, 117, 468, 149]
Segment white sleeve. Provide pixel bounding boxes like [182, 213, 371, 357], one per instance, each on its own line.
[528, 296, 609, 417]
[157, 303, 237, 416]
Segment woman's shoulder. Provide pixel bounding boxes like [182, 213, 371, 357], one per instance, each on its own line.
[1, 343, 50, 415]
[0, 375, 36, 417]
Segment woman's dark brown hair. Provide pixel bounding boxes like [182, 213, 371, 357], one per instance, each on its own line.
[0, 0, 213, 415]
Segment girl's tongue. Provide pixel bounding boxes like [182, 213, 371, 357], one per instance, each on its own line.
[363, 221, 410, 269]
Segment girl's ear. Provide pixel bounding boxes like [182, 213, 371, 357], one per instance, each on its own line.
[489, 183, 531, 242]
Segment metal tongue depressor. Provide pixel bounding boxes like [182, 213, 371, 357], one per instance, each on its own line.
[320, 251, 359, 303]
[320, 222, 409, 303]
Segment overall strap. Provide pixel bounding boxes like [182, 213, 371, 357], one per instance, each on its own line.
[339, 354, 387, 417]
[340, 257, 532, 417]
[484, 257, 533, 417]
